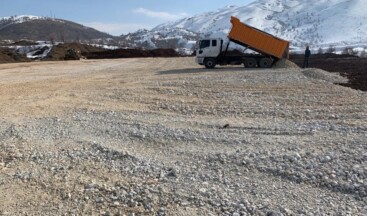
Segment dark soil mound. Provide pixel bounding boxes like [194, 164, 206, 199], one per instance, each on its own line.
[84, 48, 180, 59]
[0, 48, 29, 64]
[11, 40, 38, 46]
[46, 43, 106, 60]
[290, 54, 367, 91]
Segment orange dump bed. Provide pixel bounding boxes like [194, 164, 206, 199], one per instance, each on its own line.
[228, 16, 290, 59]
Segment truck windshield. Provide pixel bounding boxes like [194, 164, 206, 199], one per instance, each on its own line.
[199, 40, 210, 49]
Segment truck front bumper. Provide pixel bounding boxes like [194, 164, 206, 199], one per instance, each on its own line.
[195, 57, 204, 65]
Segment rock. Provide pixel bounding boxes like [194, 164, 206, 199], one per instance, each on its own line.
[320, 156, 332, 163]
[85, 183, 96, 189]
[111, 201, 120, 207]
[266, 211, 284, 216]
[294, 153, 302, 160]
[280, 207, 293, 215]
[166, 167, 179, 178]
[96, 197, 104, 203]
[110, 195, 119, 200]
[222, 124, 230, 129]
[249, 153, 256, 158]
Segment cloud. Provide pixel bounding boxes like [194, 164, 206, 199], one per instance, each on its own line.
[133, 8, 189, 20]
[81, 22, 152, 35]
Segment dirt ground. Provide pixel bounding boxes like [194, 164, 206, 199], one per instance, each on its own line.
[290, 54, 367, 91]
[0, 58, 366, 215]
[3, 43, 367, 94]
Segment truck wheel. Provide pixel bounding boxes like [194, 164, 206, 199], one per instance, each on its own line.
[259, 58, 273, 68]
[244, 58, 257, 68]
[204, 58, 216, 69]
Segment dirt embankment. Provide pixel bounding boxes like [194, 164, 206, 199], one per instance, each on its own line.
[1, 42, 181, 63]
[83, 48, 180, 59]
[290, 53, 367, 91]
[0, 48, 29, 64]
[48, 44, 181, 60]
[46, 43, 106, 61]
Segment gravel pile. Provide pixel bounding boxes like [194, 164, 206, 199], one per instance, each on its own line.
[274, 59, 299, 69]
[0, 58, 366, 215]
[302, 68, 349, 84]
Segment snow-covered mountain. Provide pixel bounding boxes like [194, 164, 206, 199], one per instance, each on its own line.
[3, 0, 367, 53]
[120, 27, 199, 54]
[0, 15, 198, 53]
[139, 0, 367, 51]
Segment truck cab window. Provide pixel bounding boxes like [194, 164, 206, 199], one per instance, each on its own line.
[212, 40, 217, 47]
[200, 40, 210, 49]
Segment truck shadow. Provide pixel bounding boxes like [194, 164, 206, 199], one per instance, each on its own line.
[157, 67, 256, 75]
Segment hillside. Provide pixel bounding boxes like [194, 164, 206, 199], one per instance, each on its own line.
[2, 0, 367, 51]
[0, 15, 196, 53]
[0, 15, 113, 42]
[143, 0, 367, 50]
[120, 28, 199, 52]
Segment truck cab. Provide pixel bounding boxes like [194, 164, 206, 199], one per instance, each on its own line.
[196, 38, 249, 69]
[195, 39, 223, 68]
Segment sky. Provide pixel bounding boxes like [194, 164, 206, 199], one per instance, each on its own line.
[0, 0, 255, 35]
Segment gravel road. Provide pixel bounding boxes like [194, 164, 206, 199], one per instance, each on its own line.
[0, 58, 366, 215]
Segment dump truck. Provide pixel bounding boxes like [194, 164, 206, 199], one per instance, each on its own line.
[195, 16, 290, 69]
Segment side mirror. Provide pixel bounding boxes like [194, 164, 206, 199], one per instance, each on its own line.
[199, 50, 203, 54]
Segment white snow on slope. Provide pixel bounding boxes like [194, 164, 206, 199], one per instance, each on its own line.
[0, 15, 43, 24]
[0, 15, 65, 28]
[3, 0, 367, 53]
[151, 0, 367, 49]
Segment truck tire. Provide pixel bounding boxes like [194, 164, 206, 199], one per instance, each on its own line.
[259, 57, 273, 68]
[204, 58, 216, 69]
[244, 58, 257, 68]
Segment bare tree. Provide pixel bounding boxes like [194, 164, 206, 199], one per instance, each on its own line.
[342, 47, 351, 55]
[75, 35, 80, 43]
[317, 47, 323, 54]
[342, 47, 358, 56]
[326, 45, 335, 54]
[190, 43, 196, 56]
[59, 31, 65, 43]
[49, 33, 56, 45]
[360, 49, 366, 58]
